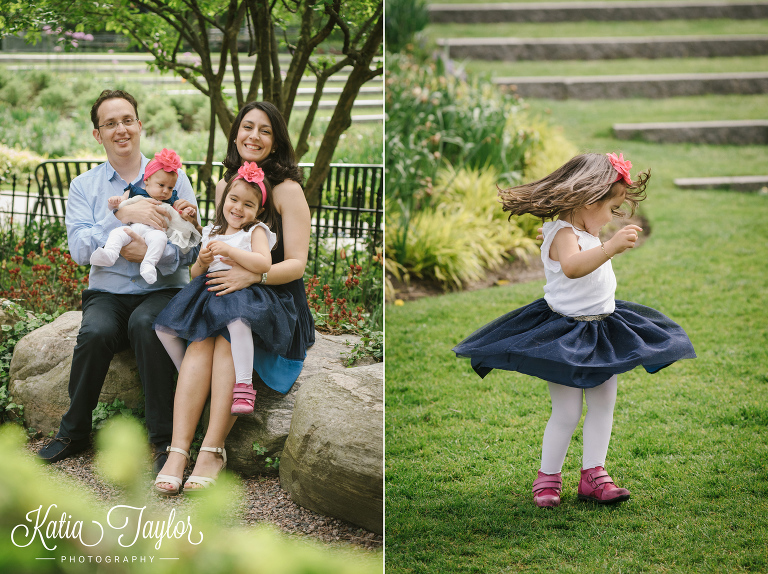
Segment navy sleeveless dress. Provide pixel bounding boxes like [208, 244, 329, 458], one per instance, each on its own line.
[154, 216, 315, 394]
[453, 220, 696, 389]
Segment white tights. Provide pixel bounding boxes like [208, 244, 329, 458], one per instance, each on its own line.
[540, 375, 618, 474]
[156, 320, 254, 387]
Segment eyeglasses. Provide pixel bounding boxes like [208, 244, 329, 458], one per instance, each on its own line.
[97, 118, 139, 131]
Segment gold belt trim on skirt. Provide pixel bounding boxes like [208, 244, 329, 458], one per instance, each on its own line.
[548, 303, 611, 322]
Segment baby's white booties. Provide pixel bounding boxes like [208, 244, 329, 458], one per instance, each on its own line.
[140, 262, 158, 284]
[90, 245, 121, 267]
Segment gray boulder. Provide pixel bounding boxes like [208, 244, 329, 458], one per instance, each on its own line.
[279, 362, 384, 534]
[9, 310, 366, 475]
[8, 311, 142, 436]
[221, 332, 363, 476]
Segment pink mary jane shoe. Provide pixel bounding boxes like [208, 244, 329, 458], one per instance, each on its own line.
[532, 471, 562, 508]
[577, 466, 631, 505]
[231, 383, 256, 416]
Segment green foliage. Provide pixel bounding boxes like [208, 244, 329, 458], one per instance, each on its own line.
[0, 420, 382, 572]
[0, 241, 88, 315]
[387, 167, 539, 289]
[91, 397, 144, 430]
[386, 52, 532, 213]
[0, 144, 45, 182]
[35, 82, 78, 113]
[343, 329, 384, 366]
[252, 442, 280, 471]
[306, 236, 383, 333]
[0, 302, 59, 425]
[385, 0, 429, 53]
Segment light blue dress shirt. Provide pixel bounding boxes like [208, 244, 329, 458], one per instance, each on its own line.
[65, 154, 200, 294]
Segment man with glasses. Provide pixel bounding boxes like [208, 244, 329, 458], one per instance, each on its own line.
[38, 90, 200, 474]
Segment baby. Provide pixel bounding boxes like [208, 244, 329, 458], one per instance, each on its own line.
[90, 148, 202, 284]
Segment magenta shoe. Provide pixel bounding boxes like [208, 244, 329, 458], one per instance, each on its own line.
[532, 471, 562, 508]
[231, 383, 256, 415]
[577, 466, 630, 505]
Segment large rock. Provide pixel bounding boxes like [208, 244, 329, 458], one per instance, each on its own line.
[279, 363, 384, 534]
[9, 311, 375, 483]
[8, 311, 143, 435]
[221, 333, 364, 476]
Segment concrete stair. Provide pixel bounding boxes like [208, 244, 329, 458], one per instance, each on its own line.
[494, 72, 768, 100]
[612, 119, 768, 144]
[438, 35, 768, 61]
[429, 1, 768, 23]
[674, 175, 768, 191]
[429, 0, 767, 189]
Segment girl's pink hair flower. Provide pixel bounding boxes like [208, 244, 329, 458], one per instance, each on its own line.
[144, 148, 182, 181]
[234, 162, 267, 205]
[607, 152, 632, 185]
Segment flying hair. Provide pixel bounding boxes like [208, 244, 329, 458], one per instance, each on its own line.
[498, 153, 649, 221]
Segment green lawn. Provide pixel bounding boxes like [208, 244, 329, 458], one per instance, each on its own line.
[385, 96, 768, 572]
[430, 0, 754, 3]
[464, 55, 768, 77]
[425, 18, 768, 40]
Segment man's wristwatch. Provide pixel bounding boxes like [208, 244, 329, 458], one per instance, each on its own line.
[260, 272, 267, 284]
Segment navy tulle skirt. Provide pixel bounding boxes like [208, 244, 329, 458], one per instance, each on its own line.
[453, 298, 696, 388]
[154, 274, 297, 356]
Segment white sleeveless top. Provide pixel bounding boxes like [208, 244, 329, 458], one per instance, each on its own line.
[202, 222, 276, 273]
[541, 220, 616, 317]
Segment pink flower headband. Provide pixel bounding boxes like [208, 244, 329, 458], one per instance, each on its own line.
[606, 152, 632, 185]
[233, 161, 267, 206]
[144, 148, 182, 181]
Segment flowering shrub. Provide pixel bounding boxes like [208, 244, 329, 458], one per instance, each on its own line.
[305, 270, 367, 334]
[0, 241, 88, 315]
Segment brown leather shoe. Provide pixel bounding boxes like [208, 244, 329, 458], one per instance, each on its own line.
[532, 471, 562, 508]
[577, 466, 630, 504]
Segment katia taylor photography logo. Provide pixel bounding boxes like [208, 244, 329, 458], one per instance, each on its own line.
[11, 504, 203, 560]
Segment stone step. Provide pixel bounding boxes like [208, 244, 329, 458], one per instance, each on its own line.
[674, 175, 768, 191]
[613, 119, 768, 144]
[494, 71, 768, 99]
[429, 1, 768, 23]
[438, 35, 768, 60]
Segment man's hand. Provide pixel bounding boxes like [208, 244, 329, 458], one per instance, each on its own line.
[120, 228, 149, 262]
[116, 198, 169, 230]
[173, 199, 197, 218]
[536, 227, 544, 241]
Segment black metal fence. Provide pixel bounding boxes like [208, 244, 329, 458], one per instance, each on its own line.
[1, 160, 383, 280]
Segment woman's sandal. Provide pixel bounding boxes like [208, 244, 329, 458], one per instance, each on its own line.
[184, 446, 227, 494]
[231, 383, 257, 416]
[153, 446, 190, 496]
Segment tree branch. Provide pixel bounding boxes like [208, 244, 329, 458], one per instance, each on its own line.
[303, 11, 382, 204]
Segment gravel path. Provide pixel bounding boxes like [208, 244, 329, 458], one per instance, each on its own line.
[26, 439, 382, 552]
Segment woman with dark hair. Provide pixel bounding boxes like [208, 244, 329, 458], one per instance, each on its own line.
[154, 101, 315, 494]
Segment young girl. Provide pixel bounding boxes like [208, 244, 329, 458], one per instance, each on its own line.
[153, 162, 296, 417]
[90, 148, 201, 284]
[453, 152, 696, 507]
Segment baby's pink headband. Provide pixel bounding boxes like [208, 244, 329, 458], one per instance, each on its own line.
[606, 152, 632, 185]
[144, 148, 182, 181]
[233, 162, 267, 206]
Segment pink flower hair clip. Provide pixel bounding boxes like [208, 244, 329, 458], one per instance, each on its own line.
[606, 152, 632, 185]
[234, 161, 267, 206]
[144, 148, 182, 181]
